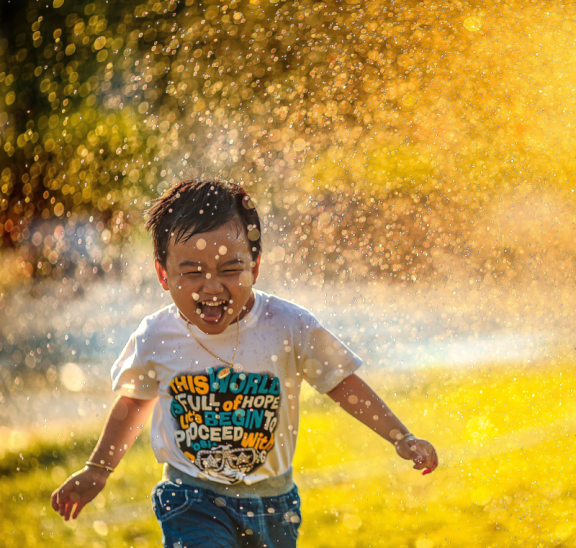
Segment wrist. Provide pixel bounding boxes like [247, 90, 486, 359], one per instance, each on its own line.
[390, 430, 417, 445]
[80, 466, 110, 486]
[85, 460, 115, 476]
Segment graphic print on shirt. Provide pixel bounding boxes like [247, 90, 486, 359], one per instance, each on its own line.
[168, 367, 280, 484]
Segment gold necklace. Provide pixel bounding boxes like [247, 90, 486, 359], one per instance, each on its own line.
[180, 310, 240, 379]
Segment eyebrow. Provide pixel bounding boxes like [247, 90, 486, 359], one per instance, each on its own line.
[178, 258, 245, 268]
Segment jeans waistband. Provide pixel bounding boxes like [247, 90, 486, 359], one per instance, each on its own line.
[162, 463, 295, 499]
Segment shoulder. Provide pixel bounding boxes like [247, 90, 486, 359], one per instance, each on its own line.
[133, 303, 180, 338]
[255, 290, 317, 326]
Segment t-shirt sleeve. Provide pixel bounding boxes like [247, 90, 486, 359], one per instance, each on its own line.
[298, 313, 362, 394]
[110, 322, 159, 400]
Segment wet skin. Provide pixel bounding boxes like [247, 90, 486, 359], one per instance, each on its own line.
[154, 220, 260, 335]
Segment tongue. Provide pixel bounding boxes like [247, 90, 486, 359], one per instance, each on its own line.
[201, 303, 224, 322]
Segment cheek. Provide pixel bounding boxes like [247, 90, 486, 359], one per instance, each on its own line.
[174, 275, 199, 291]
[174, 280, 187, 291]
[238, 271, 254, 287]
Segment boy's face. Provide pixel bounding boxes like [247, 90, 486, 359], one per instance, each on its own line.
[155, 220, 260, 335]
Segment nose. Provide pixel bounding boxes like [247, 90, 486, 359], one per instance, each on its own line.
[202, 274, 224, 295]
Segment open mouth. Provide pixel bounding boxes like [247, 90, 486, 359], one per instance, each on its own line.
[196, 300, 230, 323]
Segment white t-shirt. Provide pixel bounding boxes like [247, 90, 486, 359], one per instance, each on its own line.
[111, 290, 361, 485]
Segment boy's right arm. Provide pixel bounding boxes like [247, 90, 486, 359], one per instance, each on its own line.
[51, 395, 158, 521]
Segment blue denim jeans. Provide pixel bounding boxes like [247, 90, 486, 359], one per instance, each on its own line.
[152, 480, 302, 548]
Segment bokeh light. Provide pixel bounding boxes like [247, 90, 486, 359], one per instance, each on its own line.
[2, 0, 575, 289]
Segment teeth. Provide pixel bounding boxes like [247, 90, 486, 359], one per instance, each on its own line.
[200, 301, 226, 307]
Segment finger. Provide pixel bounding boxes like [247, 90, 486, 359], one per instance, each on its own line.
[56, 489, 69, 516]
[72, 502, 85, 520]
[409, 442, 436, 473]
[422, 451, 435, 469]
[413, 442, 436, 467]
[411, 447, 427, 467]
[412, 453, 425, 467]
[422, 453, 438, 475]
[412, 450, 427, 469]
[414, 442, 431, 459]
[50, 491, 60, 513]
[64, 501, 75, 521]
[64, 493, 80, 521]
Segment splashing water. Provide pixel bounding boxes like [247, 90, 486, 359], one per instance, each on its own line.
[1, 0, 576, 288]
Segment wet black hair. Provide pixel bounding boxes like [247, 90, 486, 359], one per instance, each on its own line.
[144, 179, 262, 267]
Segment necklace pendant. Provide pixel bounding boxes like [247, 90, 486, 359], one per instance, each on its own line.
[217, 367, 232, 379]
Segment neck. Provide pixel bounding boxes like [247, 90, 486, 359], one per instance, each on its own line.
[234, 290, 255, 323]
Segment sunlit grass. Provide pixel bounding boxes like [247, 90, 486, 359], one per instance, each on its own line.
[3, 358, 576, 547]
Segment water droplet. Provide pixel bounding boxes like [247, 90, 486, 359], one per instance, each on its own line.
[464, 17, 483, 32]
[93, 520, 108, 536]
[248, 229, 260, 241]
[157, 181, 170, 194]
[60, 363, 86, 392]
[289, 513, 300, 523]
[343, 514, 362, 530]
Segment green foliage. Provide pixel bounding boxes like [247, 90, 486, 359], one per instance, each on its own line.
[0, 435, 72, 477]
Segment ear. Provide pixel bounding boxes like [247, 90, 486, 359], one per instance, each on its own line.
[251, 255, 261, 283]
[155, 260, 170, 291]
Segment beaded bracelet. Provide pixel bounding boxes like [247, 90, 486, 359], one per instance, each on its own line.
[85, 461, 114, 473]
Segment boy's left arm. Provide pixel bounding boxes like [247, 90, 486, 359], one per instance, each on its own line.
[326, 373, 438, 475]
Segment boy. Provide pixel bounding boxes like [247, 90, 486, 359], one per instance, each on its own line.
[51, 179, 437, 548]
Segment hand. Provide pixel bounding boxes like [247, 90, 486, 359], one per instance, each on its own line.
[394, 435, 438, 475]
[51, 466, 109, 520]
